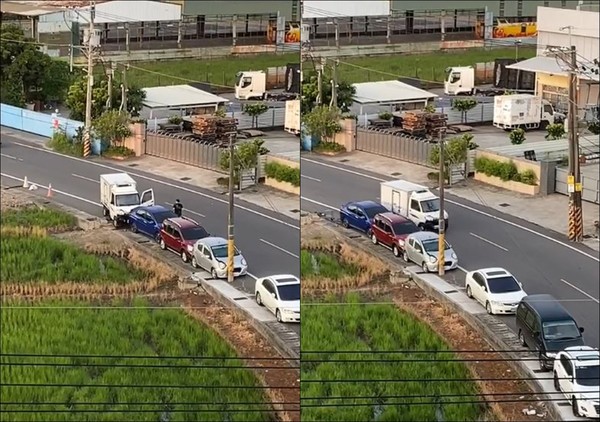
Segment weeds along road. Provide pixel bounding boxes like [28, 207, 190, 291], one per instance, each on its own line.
[0, 136, 300, 334]
[300, 156, 600, 349]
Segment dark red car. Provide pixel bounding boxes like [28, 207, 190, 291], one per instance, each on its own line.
[369, 212, 418, 257]
[159, 217, 210, 263]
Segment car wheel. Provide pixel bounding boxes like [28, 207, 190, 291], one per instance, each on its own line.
[418, 223, 425, 231]
[421, 261, 429, 273]
[256, 292, 263, 306]
[553, 372, 560, 392]
[155, 233, 161, 243]
[466, 285, 473, 298]
[276, 309, 283, 323]
[181, 250, 188, 263]
[159, 239, 166, 250]
[191, 257, 199, 269]
[393, 245, 400, 257]
[572, 397, 581, 417]
[485, 301, 493, 315]
[130, 223, 138, 233]
[341, 218, 349, 228]
[102, 207, 109, 217]
[518, 330, 527, 347]
[371, 233, 378, 245]
[403, 250, 409, 262]
[211, 268, 218, 279]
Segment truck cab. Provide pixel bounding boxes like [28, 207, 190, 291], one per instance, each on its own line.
[100, 173, 154, 227]
[444, 66, 475, 96]
[235, 71, 266, 100]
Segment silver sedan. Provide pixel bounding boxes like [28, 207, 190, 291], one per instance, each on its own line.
[191, 236, 248, 279]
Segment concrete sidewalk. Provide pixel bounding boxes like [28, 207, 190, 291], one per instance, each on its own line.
[305, 150, 600, 252]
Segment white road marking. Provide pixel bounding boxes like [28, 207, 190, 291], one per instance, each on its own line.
[1, 153, 22, 161]
[301, 174, 321, 182]
[72, 173, 99, 184]
[0, 173, 102, 207]
[164, 201, 205, 218]
[302, 157, 600, 263]
[12, 141, 298, 231]
[469, 232, 509, 252]
[301, 196, 338, 211]
[560, 279, 600, 304]
[246, 273, 258, 280]
[259, 239, 299, 259]
[457, 266, 469, 273]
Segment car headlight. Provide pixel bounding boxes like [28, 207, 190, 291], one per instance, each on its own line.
[546, 352, 557, 359]
[241, 258, 247, 266]
[397, 239, 405, 246]
[186, 245, 193, 252]
[282, 308, 295, 314]
[428, 255, 437, 263]
[218, 261, 226, 269]
[451, 253, 457, 260]
[425, 215, 433, 221]
[491, 300, 503, 306]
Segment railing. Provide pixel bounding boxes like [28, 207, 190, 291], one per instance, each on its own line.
[355, 127, 435, 168]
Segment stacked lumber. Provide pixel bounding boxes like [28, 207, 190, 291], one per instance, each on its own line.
[425, 112, 448, 135]
[216, 117, 237, 139]
[401, 111, 426, 136]
[191, 115, 218, 141]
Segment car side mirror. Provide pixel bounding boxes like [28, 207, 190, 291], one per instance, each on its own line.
[579, 327, 585, 333]
[271, 292, 276, 298]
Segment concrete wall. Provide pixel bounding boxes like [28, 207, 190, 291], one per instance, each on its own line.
[333, 118, 356, 152]
[264, 155, 299, 195]
[175, 0, 294, 19]
[0, 103, 83, 140]
[474, 150, 542, 195]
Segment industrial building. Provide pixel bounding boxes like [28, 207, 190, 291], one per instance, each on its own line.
[165, 0, 299, 21]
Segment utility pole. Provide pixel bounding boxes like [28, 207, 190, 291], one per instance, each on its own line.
[106, 61, 113, 110]
[121, 63, 128, 112]
[316, 57, 325, 106]
[437, 129, 446, 276]
[83, 0, 96, 158]
[227, 132, 236, 283]
[566, 45, 583, 242]
[330, 59, 338, 108]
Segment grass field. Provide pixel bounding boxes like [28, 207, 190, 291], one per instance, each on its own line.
[116, 53, 298, 88]
[0, 298, 270, 422]
[301, 250, 359, 279]
[1, 207, 78, 230]
[311, 47, 537, 84]
[301, 293, 483, 422]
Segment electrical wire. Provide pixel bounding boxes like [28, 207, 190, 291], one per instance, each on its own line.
[0, 352, 295, 361]
[1, 382, 298, 390]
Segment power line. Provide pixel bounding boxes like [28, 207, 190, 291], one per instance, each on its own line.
[300, 375, 597, 383]
[1, 361, 299, 370]
[0, 352, 295, 361]
[1, 382, 298, 390]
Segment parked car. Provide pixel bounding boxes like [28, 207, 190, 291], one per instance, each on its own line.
[159, 217, 210, 263]
[465, 268, 527, 315]
[553, 346, 599, 419]
[128, 205, 177, 242]
[191, 236, 248, 279]
[516, 294, 585, 371]
[254, 274, 300, 323]
[339, 200, 389, 233]
[402, 231, 458, 272]
[370, 212, 418, 257]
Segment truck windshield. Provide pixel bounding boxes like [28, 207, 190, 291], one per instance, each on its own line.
[421, 199, 440, 212]
[116, 194, 139, 207]
[450, 72, 460, 83]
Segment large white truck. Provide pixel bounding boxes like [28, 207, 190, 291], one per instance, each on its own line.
[284, 99, 300, 135]
[100, 173, 154, 227]
[380, 180, 449, 231]
[234, 64, 300, 101]
[493, 94, 564, 130]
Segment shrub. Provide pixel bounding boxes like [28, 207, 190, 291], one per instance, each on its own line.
[474, 156, 538, 185]
[545, 123, 565, 140]
[378, 111, 393, 120]
[104, 145, 135, 158]
[265, 161, 300, 187]
[167, 115, 183, 124]
[519, 169, 538, 185]
[498, 160, 518, 181]
[48, 130, 83, 156]
[588, 121, 600, 135]
[509, 128, 526, 145]
[314, 141, 346, 154]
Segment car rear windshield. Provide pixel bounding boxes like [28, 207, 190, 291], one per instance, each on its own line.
[363, 205, 388, 219]
[181, 226, 209, 240]
[154, 211, 176, 224]
[392, 221, 417, 235]
[422, 239, 450, 252]
[576, 365, 600, 387]
[211, 245, 240, 258]
[487, 276, 521, 294]
[542, 320, 581, 341]
[277, 283, 300, 301]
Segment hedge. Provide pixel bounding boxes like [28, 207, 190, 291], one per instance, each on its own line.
[474, 156, 538, 186]
[265, 161, 300, 187]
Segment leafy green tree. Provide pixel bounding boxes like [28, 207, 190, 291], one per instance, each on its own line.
[301, 71, 355, 114]
[219, 139, 269, 184]
[430, 133, 476, 183]
[242, 102, 269, 128]
[451, 98, 478, 123]
[92, 110, 132, 151]
[304, 105, 342, 142]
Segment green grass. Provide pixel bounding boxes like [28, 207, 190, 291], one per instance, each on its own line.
[116, 53, 298, 88]
[316, 47, 537, 84]
[301, 250, 359, 279]
[0, 298, 270, 422]
[301, 293, 484, 422]
[0, 207, 78, 230]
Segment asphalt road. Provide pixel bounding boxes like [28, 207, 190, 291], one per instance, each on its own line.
[0, 136, 300, 333]
[301, 155, 600, 348]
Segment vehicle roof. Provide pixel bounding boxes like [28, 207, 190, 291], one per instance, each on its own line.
[197, 236, 227, 246]
[350, 200, 385, 209]
[269, 274, 300, 286]
[381, 179, 429, 192]
[477, 267, 513, 279]
[166, 217, 200, 228]
[100, 173, 135, 184]
[408, 231, 439, 241]
[521, 294, 574, 321]
[139, 205, 171, 214]
[377, 212, 410, 223]
[561, 347, 599, 366]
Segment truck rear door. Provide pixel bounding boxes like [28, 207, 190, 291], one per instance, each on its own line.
[140, 189, 155, 206]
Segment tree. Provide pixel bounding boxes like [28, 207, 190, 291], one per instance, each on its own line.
[301, 71, 355, 114]
[92, 110, 132, 151]
[451, 98, 478, 123]
[219, 139, 270, 185]
[65, 76, 145, 121]
[304, 105, 342, 142]
[429, 133, 477, 183]
[0, 24, 72, 107]
[242, 103, 269, 128]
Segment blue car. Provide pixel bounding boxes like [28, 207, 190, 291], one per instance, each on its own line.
[128, 205, 177, 242]
[339, 200, 389, 233]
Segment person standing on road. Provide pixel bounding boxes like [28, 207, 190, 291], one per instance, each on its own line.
[173, 199, 183, 217]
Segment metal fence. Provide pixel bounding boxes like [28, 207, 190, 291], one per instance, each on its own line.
[228, 108, 285, 130]
[145, 131, 225, 172]
[555, 167, 600, 204]
[438, 103, 494, 125]
[355, 127, 435, 167]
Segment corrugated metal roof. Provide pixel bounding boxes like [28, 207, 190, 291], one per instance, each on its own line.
[352, 80, 438, 105]
[506, 56, 600, 82]
[142, 85, 230, 109]
[0, 1, 64, 16]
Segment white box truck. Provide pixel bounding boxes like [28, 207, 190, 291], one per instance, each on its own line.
[284, 99, 300, 135]
[234, 67, 299, 101]
[493, 94, 564, 130]
[100, 173, 154, 227]
[380, 180, 449, 231]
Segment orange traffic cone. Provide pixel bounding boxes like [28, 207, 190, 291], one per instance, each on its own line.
[47, 184, 53, 198]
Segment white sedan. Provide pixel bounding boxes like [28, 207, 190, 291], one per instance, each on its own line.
[465, 267, 527, 315]
[254, 274, 300, 323]
[554, 346, 599, 419]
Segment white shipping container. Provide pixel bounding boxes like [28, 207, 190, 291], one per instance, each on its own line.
[493, 94, 542, 127]
[284, 100, 300, 135]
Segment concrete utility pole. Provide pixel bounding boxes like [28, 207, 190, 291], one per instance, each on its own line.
[566, 45, 584, 242]
[106, 61, 113, 110]
[437, 129, 446, 276]
[121, 63, 128, 112]
[227, 132, 236, 282]
[316, 57, 325, 106]
[330, 59, 338, 108]
[83, 0, 96, 158]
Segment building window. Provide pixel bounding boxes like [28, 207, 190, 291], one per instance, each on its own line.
[499, 0, 505, 17]
[517, 0, 523, 17]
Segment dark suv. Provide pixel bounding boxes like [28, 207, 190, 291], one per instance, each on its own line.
[370, 212, 418, 257]
[159, 217, 210, 263]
